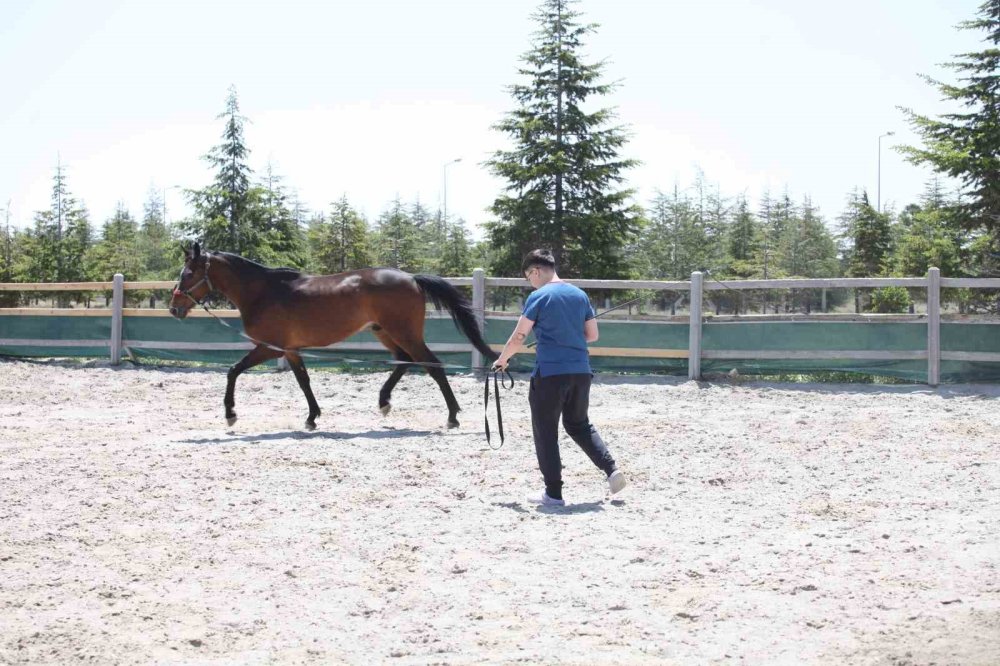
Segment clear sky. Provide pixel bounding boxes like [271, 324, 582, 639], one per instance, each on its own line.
[0, 0, 985, 237]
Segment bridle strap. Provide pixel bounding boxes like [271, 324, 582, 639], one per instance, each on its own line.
[175, 253, 215, 306]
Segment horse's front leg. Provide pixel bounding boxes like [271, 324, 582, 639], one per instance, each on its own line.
[285, 352, 322, 430]
[225, 344, 283, 426]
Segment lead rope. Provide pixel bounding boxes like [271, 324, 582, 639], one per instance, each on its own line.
[483, 367, 514, 450]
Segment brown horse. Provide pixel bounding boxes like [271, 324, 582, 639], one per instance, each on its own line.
[168, 243, 497, 430]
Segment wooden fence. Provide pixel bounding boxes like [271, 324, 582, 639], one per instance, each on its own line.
[3, 267, 1000, 385]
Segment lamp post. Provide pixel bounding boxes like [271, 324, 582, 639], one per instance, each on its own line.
[442, 157, 462, 225]
[878, 131, 894, 213]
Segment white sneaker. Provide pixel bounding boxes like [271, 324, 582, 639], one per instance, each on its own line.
[527, 491, 566, 507]
[608, 470, 627, 495]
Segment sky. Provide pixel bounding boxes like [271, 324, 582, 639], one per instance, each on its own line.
[0, 0, 986, 238]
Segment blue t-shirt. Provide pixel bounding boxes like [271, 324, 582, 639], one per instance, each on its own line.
[522, 282, 595, 377]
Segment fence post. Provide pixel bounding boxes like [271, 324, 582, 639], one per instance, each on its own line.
[927, 267, 940, 386]
[471, 267, 486, 371]
[110, 273, 124, 365]
[688, 271, 703, 380]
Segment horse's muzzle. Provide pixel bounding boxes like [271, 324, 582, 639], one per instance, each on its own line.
[169, 303, 190, 320]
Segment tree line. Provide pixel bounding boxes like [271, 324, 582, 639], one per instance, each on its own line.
[1, 0, 996, 315]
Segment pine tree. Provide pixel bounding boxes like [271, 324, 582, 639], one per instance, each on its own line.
[640, 186, 709, 280]
[252, 163, 307, 268]
[188, 86, 256, 256]
[485, 0, 640, 278]
[894, 180, 963, 277]
[701, 177, 730, 278]
[755, 190, 781, 279]
[898, 0, 1000, 232]
[841, 190, 893, 277]
[308, 196, 371, 274]
[1, 201, 12, 284]
[778, 197, 839, 278]
[438, 218, 473, 277]
[62, 204, 93, 282]
[408, 199, 436, 271]
[137, 188, 178, 280]
[26, 163, 91, 297]
[89, 202, 140, 281]
[0, 201, 14, 306]
[726, 196, 761, 277]
[373, 197, 420, 272]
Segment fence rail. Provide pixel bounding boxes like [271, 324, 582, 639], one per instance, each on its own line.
[4, 267, 1000, 384]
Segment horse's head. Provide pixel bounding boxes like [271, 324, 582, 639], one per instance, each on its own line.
[169, 243, 213, 319]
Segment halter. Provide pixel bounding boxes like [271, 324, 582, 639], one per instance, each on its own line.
[173, 252, 215, 307]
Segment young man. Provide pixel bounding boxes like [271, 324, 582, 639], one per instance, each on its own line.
[493, 249, 627, 506]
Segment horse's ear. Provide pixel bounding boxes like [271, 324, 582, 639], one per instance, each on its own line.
[183, 244, 193, 261]
[192, 242, 201, 260]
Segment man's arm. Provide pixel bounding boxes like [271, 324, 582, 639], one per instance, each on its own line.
[493, 316, 535, 369]
[584, 318, 599, 343]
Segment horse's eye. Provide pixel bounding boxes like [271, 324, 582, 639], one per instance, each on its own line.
[183, 269, 193, 279]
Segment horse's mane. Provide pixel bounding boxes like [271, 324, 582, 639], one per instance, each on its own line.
[213, 252, 306, 282]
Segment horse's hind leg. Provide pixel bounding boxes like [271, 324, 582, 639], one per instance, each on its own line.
[373, 330, 413, 416]
[396, 339, 461, 429]
[285, 352, 322, 430]
[378, 353, 413, 416]
[225, 344, 283, 426]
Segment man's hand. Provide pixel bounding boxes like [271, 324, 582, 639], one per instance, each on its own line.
[492, 358, 509, 371]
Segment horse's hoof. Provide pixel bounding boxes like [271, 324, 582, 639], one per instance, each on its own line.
[380, 403, 392, 416]
[305, 420, 317, 431]
[226, 415, 237, 426]
[447, 418, 460, 429]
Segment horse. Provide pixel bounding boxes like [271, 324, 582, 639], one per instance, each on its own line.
[167, 243, 498, 430]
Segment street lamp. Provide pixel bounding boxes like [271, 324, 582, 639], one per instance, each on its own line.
[878, 131, 894, 213]
[442, 157, 462, 224]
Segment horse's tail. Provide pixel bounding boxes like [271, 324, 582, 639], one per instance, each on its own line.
[413, 274, 498, 362]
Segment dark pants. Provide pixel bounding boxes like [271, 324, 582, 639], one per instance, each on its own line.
[528, 373, 616, 499]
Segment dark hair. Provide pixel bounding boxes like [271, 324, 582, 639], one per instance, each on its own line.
[521, 249, 556, 273]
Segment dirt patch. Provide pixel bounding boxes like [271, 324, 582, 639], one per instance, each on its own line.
[1, 359, 998, 664]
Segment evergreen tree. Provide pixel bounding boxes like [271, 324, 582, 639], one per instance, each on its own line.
[409, 199, 436, 271]
[485, 0, 640, 278]
[187, 86, 256, 256]
[701, 177, 730, 278]
[373, 197, 420, 272]
[0, 202, 14, 306]
[26, 163, 92, 296]
[1, 201, 12, 284]
[89, 202, 140, 280]
[308, 196, 371, 274]
[894, 180, 963, 277]
[640, 186, 709, 280]
[898, 0, 1000, 232]
[62, 204, 93, 282]
[726, 195, 761, 277]
[438, 218, 473, 277]
[755, 190, 781, 279]
[137, 188, 178, 279]
[778, 197, 839, 278]
[252, 163, 307, 267]
[841, 190, 893, 277]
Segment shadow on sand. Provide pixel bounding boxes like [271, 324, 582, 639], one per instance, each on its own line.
[180, 428, 434, 445]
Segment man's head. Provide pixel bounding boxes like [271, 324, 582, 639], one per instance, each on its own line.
[522, 249, 556, 288]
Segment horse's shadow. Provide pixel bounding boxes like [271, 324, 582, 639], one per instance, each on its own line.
[180, 428, 434, 445]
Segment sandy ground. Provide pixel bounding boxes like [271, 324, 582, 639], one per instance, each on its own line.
[0, 358, 998, 665]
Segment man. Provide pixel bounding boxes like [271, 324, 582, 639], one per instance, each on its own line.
[493, 249, 627, 506]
